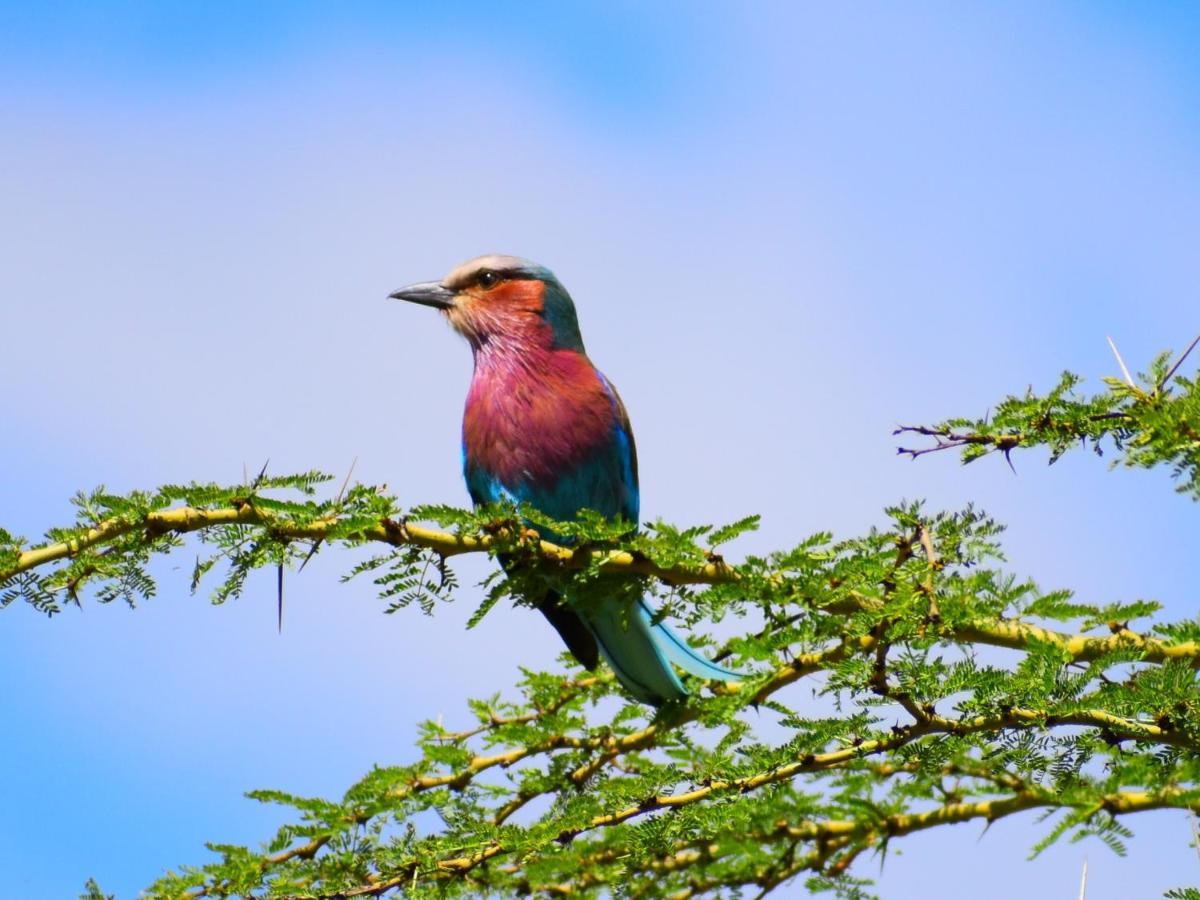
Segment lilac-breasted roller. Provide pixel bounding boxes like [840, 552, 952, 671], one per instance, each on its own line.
[391, 255, 740, 705]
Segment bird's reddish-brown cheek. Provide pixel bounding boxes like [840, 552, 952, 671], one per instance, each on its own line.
[446, 282, 547, 339]
[489, 279, 545, 315]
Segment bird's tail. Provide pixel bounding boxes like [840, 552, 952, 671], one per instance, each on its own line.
[587, 599, 687, 705]
[640, 599, 744, 683]
[585, 598, 744, 706]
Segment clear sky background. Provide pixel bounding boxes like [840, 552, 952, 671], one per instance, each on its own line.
[2, 3, 1198, 897]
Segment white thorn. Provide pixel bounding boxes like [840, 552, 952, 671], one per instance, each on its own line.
[1107, 335, 1135, 388]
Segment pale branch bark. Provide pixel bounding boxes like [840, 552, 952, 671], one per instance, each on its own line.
[333, 786, 1200, 898]
[3, 504, 739, 585]
[214, 641, 1193, 899]
[5, 504, 1198, 668]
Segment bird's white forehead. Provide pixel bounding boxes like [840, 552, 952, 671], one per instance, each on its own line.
[444, 254, 535, 289]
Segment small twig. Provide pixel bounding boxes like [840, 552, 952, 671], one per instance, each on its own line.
[893, 426, 965, 459]
[893, 425, 1022, 465]
[1106, 336, 1135, 389]
[1160, 333, 1200, 392]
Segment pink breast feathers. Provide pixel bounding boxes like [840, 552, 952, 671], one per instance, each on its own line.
[463, 348, 616, 489]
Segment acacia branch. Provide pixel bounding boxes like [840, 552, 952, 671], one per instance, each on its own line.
[2, 504, 738, 586]
[6, 505, 1197, 669]
[331, 700, 1192, 895]
[336, 783, 1200, 897]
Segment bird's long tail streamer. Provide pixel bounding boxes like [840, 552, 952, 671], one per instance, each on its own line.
[587, 600, 688, 705]
[639, 599, 744, 683]
[585, 599, 745, 705]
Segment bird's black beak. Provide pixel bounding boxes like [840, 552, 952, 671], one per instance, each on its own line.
[389, 281, 456, 309]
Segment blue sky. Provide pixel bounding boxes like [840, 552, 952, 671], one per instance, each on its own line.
[2, 3, 1199, 896]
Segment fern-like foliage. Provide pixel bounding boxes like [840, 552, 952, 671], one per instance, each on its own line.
[7, 347, 1200, 898]
[895, 342, 1200, 499]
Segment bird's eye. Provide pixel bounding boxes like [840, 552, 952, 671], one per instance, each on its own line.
[477, 270, 499, 289]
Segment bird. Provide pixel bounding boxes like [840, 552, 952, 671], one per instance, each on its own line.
[390, 254, 741, 705]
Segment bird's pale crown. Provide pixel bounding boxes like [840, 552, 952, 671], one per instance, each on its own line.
[443, 254, 540, 290]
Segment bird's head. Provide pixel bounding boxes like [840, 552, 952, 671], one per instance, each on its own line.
[390, 254, 585, 354]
